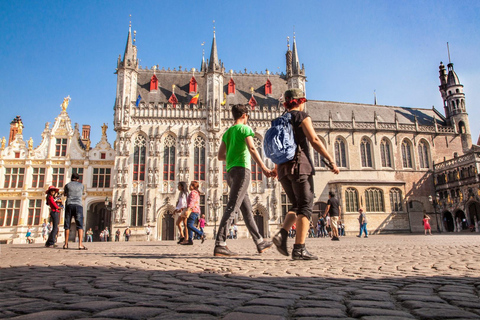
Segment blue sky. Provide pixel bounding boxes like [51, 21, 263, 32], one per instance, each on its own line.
[1, 0, 479, 145]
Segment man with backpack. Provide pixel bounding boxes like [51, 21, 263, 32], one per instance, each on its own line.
[215, 104, 274, 257]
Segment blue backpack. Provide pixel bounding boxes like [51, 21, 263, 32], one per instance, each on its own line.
[264, 112, 298, 164]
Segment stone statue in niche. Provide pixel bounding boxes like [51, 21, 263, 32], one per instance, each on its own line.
[148, 168, 153, 185]
[154, 169, 159, 186]
[124, 138, 131, 155]
[118, 139, 124, 155]
[156, 138, 161, 156]
[116, 171, 123, 187]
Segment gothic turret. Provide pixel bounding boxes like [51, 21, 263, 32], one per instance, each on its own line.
[205, 32, 223, 133]
[439, 60, 471, 151]
[207, 32, 221, 73]
[285, 36, 306, 93]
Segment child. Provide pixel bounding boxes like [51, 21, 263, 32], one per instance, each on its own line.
[214, 104, 273, 256]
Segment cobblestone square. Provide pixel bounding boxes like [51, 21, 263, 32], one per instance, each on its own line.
[1, 234, 479, 319]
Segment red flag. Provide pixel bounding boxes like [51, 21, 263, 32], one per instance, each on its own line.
[248, 95, 257, 109]
[168, 93, 178, 108]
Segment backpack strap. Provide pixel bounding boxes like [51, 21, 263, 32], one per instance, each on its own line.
[287, 111, 302, 175]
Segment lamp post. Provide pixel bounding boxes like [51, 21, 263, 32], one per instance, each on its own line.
[428, 193, 441, 233]
[208, 196, 221, 240]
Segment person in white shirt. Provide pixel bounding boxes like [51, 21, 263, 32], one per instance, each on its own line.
[174, 182, 189, 244]
[145, 224, 152, 241]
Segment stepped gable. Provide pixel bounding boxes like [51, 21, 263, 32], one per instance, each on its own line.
[307, 100, 447, 126]
[136, 69, 206, 105]
[224, 72, 288, 107]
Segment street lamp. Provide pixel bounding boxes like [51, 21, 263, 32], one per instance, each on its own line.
[428, 193, 441, 233]
[208, 196, 221, 240]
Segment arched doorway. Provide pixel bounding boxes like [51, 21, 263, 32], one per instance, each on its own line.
[468, 202, 480, 226]
[443, 211, 454, 232]
[455, 210, 467, 230]
[86, 202, 111, 241]
[313, 202, 328, 224]
[254, 210, 265, 238]
[162, 211, 175, 240]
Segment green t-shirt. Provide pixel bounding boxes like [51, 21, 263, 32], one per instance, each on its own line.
[222, 124, 255, 172]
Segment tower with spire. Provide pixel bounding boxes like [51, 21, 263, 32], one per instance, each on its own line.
[285, 35, 306, 93]
[115, 20, 138, 132]
[438, 56, 471, 150]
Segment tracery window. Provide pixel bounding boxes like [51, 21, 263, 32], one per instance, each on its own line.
[194, 136, 206, 181]
[360, 138, 373, 168]
[345, 188, 359, 213]
[389, 188, 403, 212]
[365, 188, 384, 212]
[380, 138, 392, 168]
[418, 140, 430, 169]
[133, 136, 146, 181]
[251, 137, 263, 181]
[401, 139, 413, 168]
[131, 195, 144, 227]
[163, 135, 176, 181]
[334, 137, 347, 168]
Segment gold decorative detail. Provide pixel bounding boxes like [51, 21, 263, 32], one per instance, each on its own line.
[1, 137, 5, 150]
[70, 160, 84, 165]
[61, 96, 71, 112]
[32, 161, 44, 165]
[4, 160, 25, 165]
[101, 123, 108, 136]
[16, 120, 24, 134]
[0, 192, 22, 197]
[89, 161, 114, 165]
[86, 140, 91, 150]
[28, 138, 33, 150]
[88, 192, 112, 197]
[51, 161, 64, 165]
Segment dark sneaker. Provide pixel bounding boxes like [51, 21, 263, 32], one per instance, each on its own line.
[177, 237, 184, 244]
[364, 236, 368, 238]
[356, 235, 361, 238]
[331, 237, 340, 241]
[273, 231, 289, 256]
[214, 245, 238, 257]
[257, 240, 274, 253]
[181, 240, 193, 245]
[292, 246, 318, 260]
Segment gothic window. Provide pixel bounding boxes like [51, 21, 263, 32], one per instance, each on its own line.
[281, 193, 292, 222]
[459, 121, 466, 134]
[163, 135, 176, 181]
[380, 138, 392, 168]
[200, 194, 205, 216]
[92, 168, 111, 188]
[133, 136, 146, 181]
[55, 138, 67, 157]
[150, 74, 158, 91]
[418, 140, 430, 169]
[194, 136, 206, 181]
[51, 168, 65, 188]
[31, 168, 45, 188]
[189, 76, 198, 93]
[345, 188, 359, 213]
[28, 199, 42, 226]
[389, 188, 403, 212]
[72, 168, 84, 183]
[313, 136, 326, 168]
[365, 188, 384, 212]
[0, 199, 21, 227]
[228, 78, 236, 95]
[4, 168, 25, 189]
[334, 137, 347, 168]
[360, 137, 373, 168]
[401, 139, 413, 168]
[131, 195, 143, 227]
[223, 162, 227, 181]
[265, 79, 272, 95]
[251, 137, 263, 181]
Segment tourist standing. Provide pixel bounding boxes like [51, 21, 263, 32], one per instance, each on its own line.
[181, 181, 205, 245]
[86, 228, 93, 242]
[357, 208, 368, 238]
[63, 172, 86, 250]
[42, 219, 49, 241]
[26, 226, 33, 244]
[324, 192, 341, 241]
[174, 182, 189, 244]
[115, 229, 120, 241]
[124, 227, 131, 241]
[103, 227, 109, 242]
[272, 89, 339, 260]
[215, 104, 273, 256]
[45, 186, 61, 248]
[197, 213, 206, 238]
[423, 214, 432, 235]
[145, 225, 152, 241]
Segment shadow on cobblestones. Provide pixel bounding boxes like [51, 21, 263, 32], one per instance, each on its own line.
[1, 264, 480, 320]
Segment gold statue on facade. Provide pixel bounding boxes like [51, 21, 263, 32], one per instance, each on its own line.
[101, 123, 108, 136]
[16, 120, 24, 134]
[28, 138, 33, 150]
[86, 140, 91, 150]
[1, 137, 5, 150]
[61, 96, 71, 112]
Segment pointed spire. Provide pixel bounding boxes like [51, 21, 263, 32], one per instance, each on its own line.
[122, 16, 136, 67]
[200, 42, 206, 72]
[374, 90, 377, 105]
[292, 34, 300, 74]
[207, 21, 220, 72]
[285, 36, 292, 76]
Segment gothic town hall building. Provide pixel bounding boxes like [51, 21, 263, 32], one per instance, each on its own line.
[0, 25, 476, 243]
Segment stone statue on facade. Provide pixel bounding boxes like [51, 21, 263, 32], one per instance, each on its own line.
[148, 168, 153, 185]
[124, 138, 131, 155]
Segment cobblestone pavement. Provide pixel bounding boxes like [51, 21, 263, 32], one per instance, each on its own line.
[1, 234, 480, 319]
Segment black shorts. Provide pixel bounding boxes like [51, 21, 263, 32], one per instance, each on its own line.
[64, 204, 84, 230]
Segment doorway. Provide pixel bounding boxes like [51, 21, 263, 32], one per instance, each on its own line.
[443, 211, 454, 232]
[86, 202, 111, 241]
[254, 210, 265, 238]
[161, 211, 175, 240]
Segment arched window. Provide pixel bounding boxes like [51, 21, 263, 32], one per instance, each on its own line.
[251, 137, 263, 181]
[265, 79, 272, 95]
[360, 137, 373, 168]
[389, 188, 403, 212]
[380, 138, 392, 168]
[163, 135, 176, 181]
[194, 136, 206, 181]
[365, 188, 384, 212]
[313, 136, 326, 168]
[133, 136, 146, 181]
[458, 121, 466, 134]
[228, 78, 236, 95]
[150, 74, 158, 91]
[334, 137, 347, 168]
[345, 188, 359, 212]
[189, 76, 198, 93]
[418, 140, 430, 169]
[401, 139, 413, 168]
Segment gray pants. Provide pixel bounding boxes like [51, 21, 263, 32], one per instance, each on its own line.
[215, 167, 263, 246]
